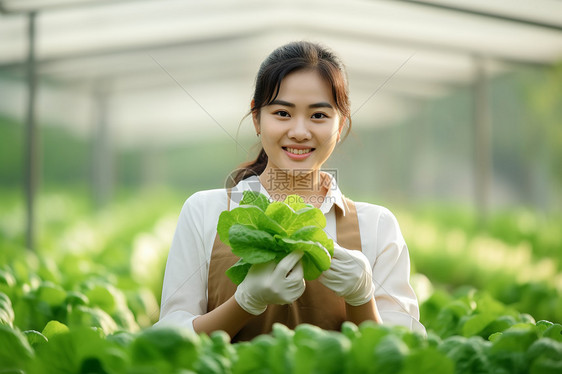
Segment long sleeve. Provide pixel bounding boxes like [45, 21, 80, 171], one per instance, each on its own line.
[154, 193, 208, 331]
[371, 207, 426, 334]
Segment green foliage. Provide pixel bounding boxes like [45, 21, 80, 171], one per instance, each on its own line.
[0, 117, 23, 187]
[0, 292, 14, 327]
[0, 324, 34, 372]
[401, 205, 562, 324]
[523, 61, 562, 186]
[232, 322, 449, 374]
[1, 184, 561, 372]
[218, 191, 334, 284]
[420, 287, 544, 341]
[130, 326, 201, 371]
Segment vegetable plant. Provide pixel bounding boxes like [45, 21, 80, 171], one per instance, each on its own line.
[217, 191, 334, 284]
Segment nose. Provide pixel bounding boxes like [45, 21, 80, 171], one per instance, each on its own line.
[287, 116, 311, 141]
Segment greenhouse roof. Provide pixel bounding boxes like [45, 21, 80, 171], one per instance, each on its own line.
[1, 0, 562, 146]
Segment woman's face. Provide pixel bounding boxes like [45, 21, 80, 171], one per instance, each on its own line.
[253, 69, 344, 178]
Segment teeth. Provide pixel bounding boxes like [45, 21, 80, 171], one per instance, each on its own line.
[286, 147, 312, 155]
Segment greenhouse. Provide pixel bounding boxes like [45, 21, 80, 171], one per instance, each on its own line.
[1, 0, 562, 372]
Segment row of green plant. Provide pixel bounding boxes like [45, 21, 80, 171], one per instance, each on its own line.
[2, 188, 561, 330]
[2, 288, 561, 374]
[400, 209, 562, 324]
[0, 187, 183, 329]
[400, 205, 562, 269]
[1, 188, 561, 373]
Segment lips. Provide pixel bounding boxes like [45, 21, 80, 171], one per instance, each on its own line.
[282, 146, 315, 160]
[284, 147, 314, 155]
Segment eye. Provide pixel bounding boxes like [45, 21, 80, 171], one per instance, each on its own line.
[274, 110, 290, 118]
[311, 112, 328, 119]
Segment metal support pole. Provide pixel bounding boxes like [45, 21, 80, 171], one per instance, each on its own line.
[24, 11, 38, 251]
[92, 82, 113, 209]
[473, 56, 492, 226]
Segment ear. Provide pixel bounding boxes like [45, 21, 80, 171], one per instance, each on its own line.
[251, 99, 260, 133]
[337, 116, 346, 142]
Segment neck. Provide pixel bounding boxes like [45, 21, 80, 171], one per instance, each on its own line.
[259, 167, 331, 207]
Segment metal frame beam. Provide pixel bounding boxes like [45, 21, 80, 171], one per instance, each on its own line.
[399, 0, 562, 32]
[0, 0, 148, 14]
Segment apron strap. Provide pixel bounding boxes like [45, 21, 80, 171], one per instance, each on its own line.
[335, 196, 362, 251]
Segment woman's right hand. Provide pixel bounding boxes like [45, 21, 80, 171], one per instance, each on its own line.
[234, 251, 306, 315]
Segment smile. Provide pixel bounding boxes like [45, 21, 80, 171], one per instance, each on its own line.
[284, 147, 314, 155]
[282, 147, 315, 160]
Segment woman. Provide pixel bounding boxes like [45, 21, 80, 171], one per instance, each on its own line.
[156, 41, 425, 341]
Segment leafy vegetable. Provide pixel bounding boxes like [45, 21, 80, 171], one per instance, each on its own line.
[0, 292, 14, 327]
[218, 191, 334, 284]
[1, 181, 561, 372]
[130, 326, 201, 371]
[0, 325, 34, 371]
[1, 288, 562, 373]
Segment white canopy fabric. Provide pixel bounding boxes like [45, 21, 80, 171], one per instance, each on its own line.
[1, 0, 562, 147]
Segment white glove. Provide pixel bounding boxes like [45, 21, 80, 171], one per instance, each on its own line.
[319, 244, 374, 306]
[235, 251, 306, 315]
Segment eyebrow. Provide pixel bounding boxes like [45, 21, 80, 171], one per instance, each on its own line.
[269, 99, 334, 109]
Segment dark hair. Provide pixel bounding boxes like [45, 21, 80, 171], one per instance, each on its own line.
[227, 41, 352, 187]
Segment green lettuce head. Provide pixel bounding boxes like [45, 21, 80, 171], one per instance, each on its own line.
[217, 191, 334, 284]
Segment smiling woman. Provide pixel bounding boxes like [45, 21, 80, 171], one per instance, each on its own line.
[233, 41, 352, 205]
[155, 41, 425, 342]
[254, 69, 343, 206]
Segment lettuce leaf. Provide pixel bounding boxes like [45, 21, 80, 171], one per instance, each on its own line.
[218, 191, 333, 284]
[275, 237, 331, 280]
[290, 226, 334, 257]
[225, 259, 252, 285]
[229, 224, 279, 264]
[0, 292, 14, 327]
[240, 190, 270, 211]
[217, 206, 286, 246]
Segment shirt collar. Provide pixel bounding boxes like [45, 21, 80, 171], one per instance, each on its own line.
[319, 171, 348, 216]
[231, 171, 348, 216]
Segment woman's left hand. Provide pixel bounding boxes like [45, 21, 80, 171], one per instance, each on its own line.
[319, 244, 375, 306]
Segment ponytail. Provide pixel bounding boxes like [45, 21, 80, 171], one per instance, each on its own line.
[226, 148, 268, 188]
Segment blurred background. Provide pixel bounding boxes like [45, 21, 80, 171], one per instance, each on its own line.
[1, 0, 561, 332]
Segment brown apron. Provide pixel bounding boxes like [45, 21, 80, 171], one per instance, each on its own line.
[207, 189, 362, 342]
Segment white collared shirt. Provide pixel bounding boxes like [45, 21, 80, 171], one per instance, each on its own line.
[156, 174, 426, 334]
